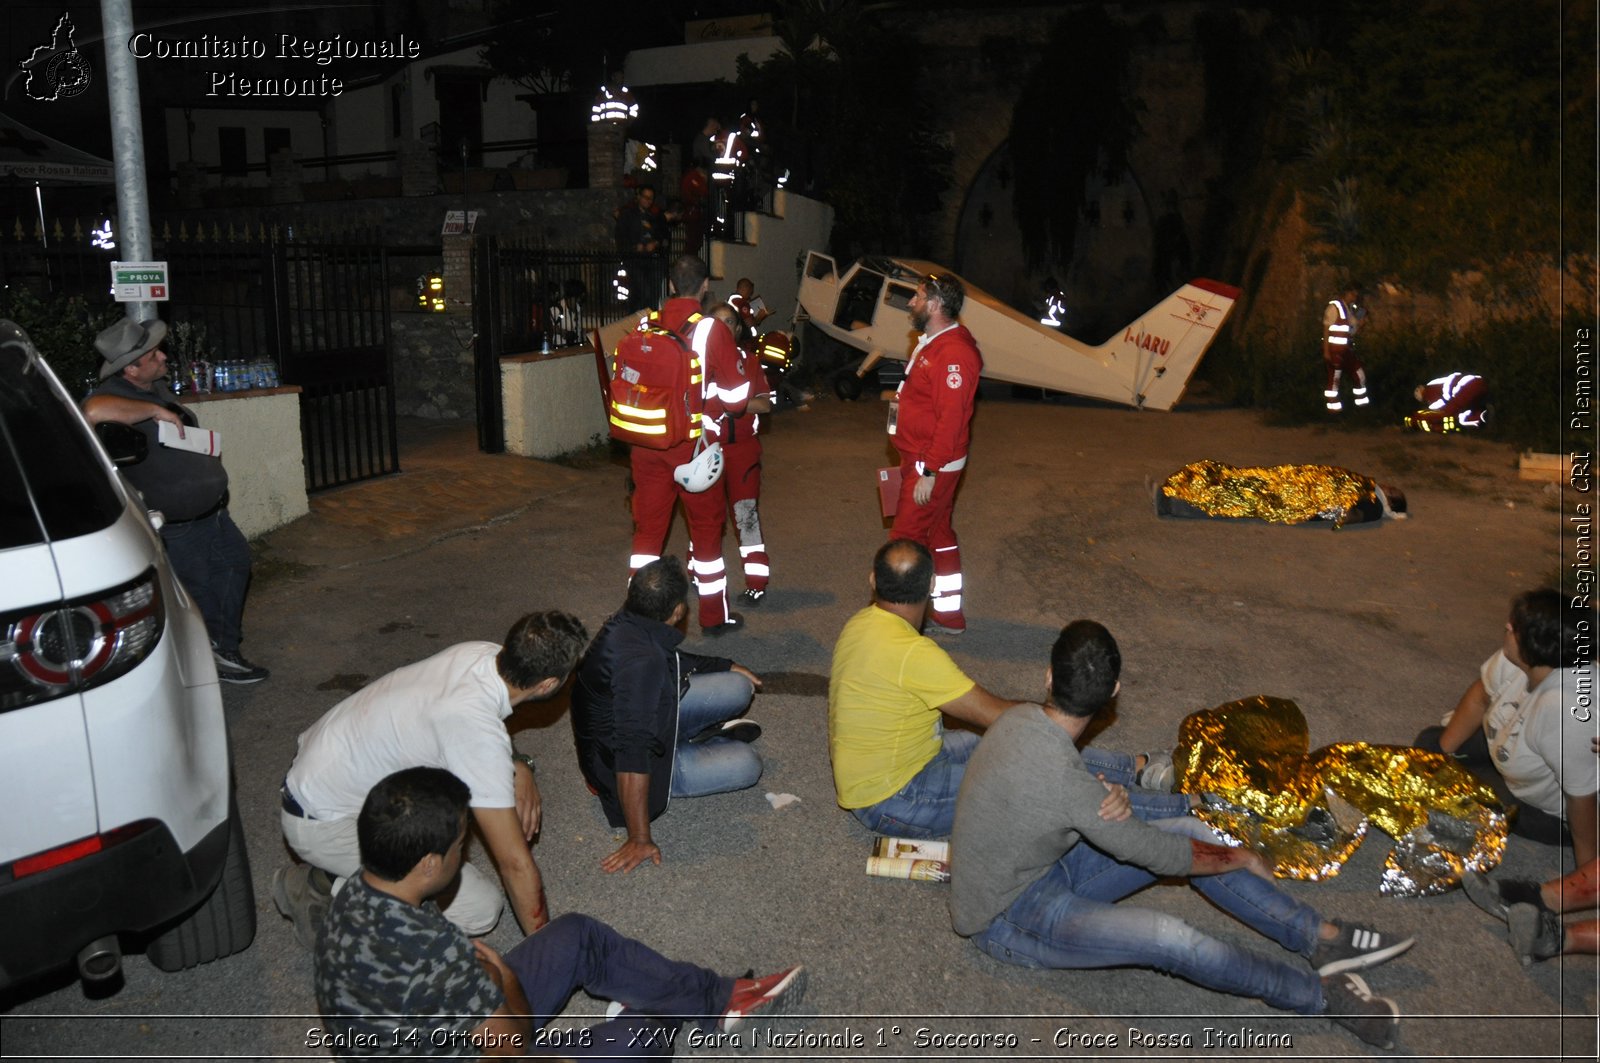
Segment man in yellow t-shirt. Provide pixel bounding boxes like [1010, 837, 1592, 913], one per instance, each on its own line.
[827, 541, 1017, 838]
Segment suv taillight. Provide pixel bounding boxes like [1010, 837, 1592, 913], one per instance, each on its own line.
[0, 568, 164, 712]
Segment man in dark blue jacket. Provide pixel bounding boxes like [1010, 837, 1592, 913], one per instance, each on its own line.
[571, 558, 764, 874]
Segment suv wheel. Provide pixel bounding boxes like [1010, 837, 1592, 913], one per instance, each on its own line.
[146, 802, 257, 971]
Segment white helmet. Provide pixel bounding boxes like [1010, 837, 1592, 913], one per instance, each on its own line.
[673, 439, 724, 492]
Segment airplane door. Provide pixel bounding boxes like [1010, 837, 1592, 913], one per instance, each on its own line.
[834, 269, 886, 330]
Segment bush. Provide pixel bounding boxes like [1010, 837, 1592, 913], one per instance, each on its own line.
[0, 290, 121, 399]
[1203, 312, 1563, 450]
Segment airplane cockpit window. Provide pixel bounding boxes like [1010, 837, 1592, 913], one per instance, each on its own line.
[883, 283, 916, 312]
[835, 270, 884, 330]
[805, 253, 836, 281]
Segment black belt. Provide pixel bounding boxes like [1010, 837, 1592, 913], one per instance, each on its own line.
[163, 495, 227, 527]
[280, 779, 311, 819]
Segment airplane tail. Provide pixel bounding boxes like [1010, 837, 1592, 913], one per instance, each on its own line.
[1094, 279, 1240, 411]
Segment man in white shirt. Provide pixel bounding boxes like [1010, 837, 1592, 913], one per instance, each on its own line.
[275, 611, 588, 944]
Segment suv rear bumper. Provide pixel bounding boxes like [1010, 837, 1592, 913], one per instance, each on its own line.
[0, 814, 229, 990]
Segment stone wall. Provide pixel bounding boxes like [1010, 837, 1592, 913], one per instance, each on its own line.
[389, 312, 477, 419]
[160, 186, 620, 248]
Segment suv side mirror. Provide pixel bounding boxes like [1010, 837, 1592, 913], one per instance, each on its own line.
[95, 421, 149, 466]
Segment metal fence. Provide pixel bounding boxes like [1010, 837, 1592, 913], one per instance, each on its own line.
[3, 214, 721, 473]
[0, 219, 400, 492]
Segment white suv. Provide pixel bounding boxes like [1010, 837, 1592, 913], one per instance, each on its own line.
[0, 320, 253, 992]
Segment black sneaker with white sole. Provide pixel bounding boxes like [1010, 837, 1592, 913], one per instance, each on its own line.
[739, 588, 765, 607]
[688, 719, 762, 744]
[1322, 972, 1400, 1049]
[701, 612, 746, 637]
[213, 647, 270, 684]
[1312, 919, 1414, 976]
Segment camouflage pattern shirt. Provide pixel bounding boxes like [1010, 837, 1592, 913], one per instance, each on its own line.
[314, 873, 501, 1057]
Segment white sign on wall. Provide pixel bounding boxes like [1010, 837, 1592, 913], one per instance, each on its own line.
[110, 260, 169, 302]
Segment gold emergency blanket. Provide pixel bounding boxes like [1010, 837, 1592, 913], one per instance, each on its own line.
[1176, 696, 1507, 896]
[1161, 460, 1375, 526]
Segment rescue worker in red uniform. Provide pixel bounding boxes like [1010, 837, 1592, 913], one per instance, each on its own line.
[1322, 286, 1369, 412]
[628, 256, 752, 635]
[888, 273, 982, 634]
[1405, 372, 1488, 432]
[709, 303, 775, 606]
[728, 278, 771, 332]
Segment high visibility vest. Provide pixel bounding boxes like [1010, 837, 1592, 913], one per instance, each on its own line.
[1424, 372, 1480, 409]
[1325, 300, 1354, 346]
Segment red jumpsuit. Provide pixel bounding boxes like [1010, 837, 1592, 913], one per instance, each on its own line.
[628, 298, 751, 629]
[1321, 298, 1368, 412]
[1408, 372, 1488, 432]
[722, 342, 772, 600]
[888, 324, 982, 630]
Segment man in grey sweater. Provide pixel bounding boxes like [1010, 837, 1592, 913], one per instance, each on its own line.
[950, 620, 1415, 1049]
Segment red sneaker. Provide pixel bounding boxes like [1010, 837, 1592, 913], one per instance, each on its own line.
[720, 965, 807, 1034]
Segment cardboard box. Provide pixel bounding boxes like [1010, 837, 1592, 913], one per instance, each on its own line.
[1518, 451, 1570, 483]
[158, 420, 222, 457]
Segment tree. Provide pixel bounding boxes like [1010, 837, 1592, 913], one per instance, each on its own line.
[1292, 0, 1581, 295]
[479, 2, 683, 98]
[1007, 8, 1142, 267]
[735, 0, 950, 256]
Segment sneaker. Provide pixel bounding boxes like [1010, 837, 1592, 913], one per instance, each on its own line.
[1312, 920, 1415, 976]
[604, 1000, 626, 1021]
[924, 620, 965, 637]
[213, 647, 269, 684]
[1321, 972, 1400, 1049]
[689, 719, 763, 745]
[720, 965, 807, 1035]
[1461, 869, 1544, 922]
[1508, 902, 1565, 965]
[1136, 750, 1176, 791]
[272, 864, 332, 949]
[740, 588, 766, 607]
[702, 612, 746, 637]
[719, 719, 762, 743]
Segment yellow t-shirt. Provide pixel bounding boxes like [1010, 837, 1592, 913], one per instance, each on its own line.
[828, 605, 976, 808]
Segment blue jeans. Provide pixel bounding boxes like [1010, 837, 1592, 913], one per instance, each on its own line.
[505, 913, 735, 1057]
[973, 814, 1326, 1015]
[853, 740, 1188, 839]
[671, 671, 762, 798]
[160, 507, 252, 653]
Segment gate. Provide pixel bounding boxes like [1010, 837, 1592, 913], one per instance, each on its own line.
[269, 241, 399, 491]
[473, 238, 673, 451]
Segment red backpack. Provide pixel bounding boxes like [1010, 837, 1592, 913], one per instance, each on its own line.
[607, 312, 707, 449]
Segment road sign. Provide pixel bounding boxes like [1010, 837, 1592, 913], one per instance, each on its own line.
[110, 260, 169, 302]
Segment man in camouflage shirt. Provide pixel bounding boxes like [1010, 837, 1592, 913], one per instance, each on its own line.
[313, 767, 805, 1059]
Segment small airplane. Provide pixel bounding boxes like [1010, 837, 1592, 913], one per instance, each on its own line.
[795, 251, 1240, 411]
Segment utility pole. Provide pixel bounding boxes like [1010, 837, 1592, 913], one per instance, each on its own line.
[99, 0, 154, 321]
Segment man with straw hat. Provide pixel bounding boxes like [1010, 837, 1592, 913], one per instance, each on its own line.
[82, 317, 268, 684]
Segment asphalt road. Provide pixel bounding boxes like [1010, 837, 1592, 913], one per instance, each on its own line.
[3, 393, 1595, 1062]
